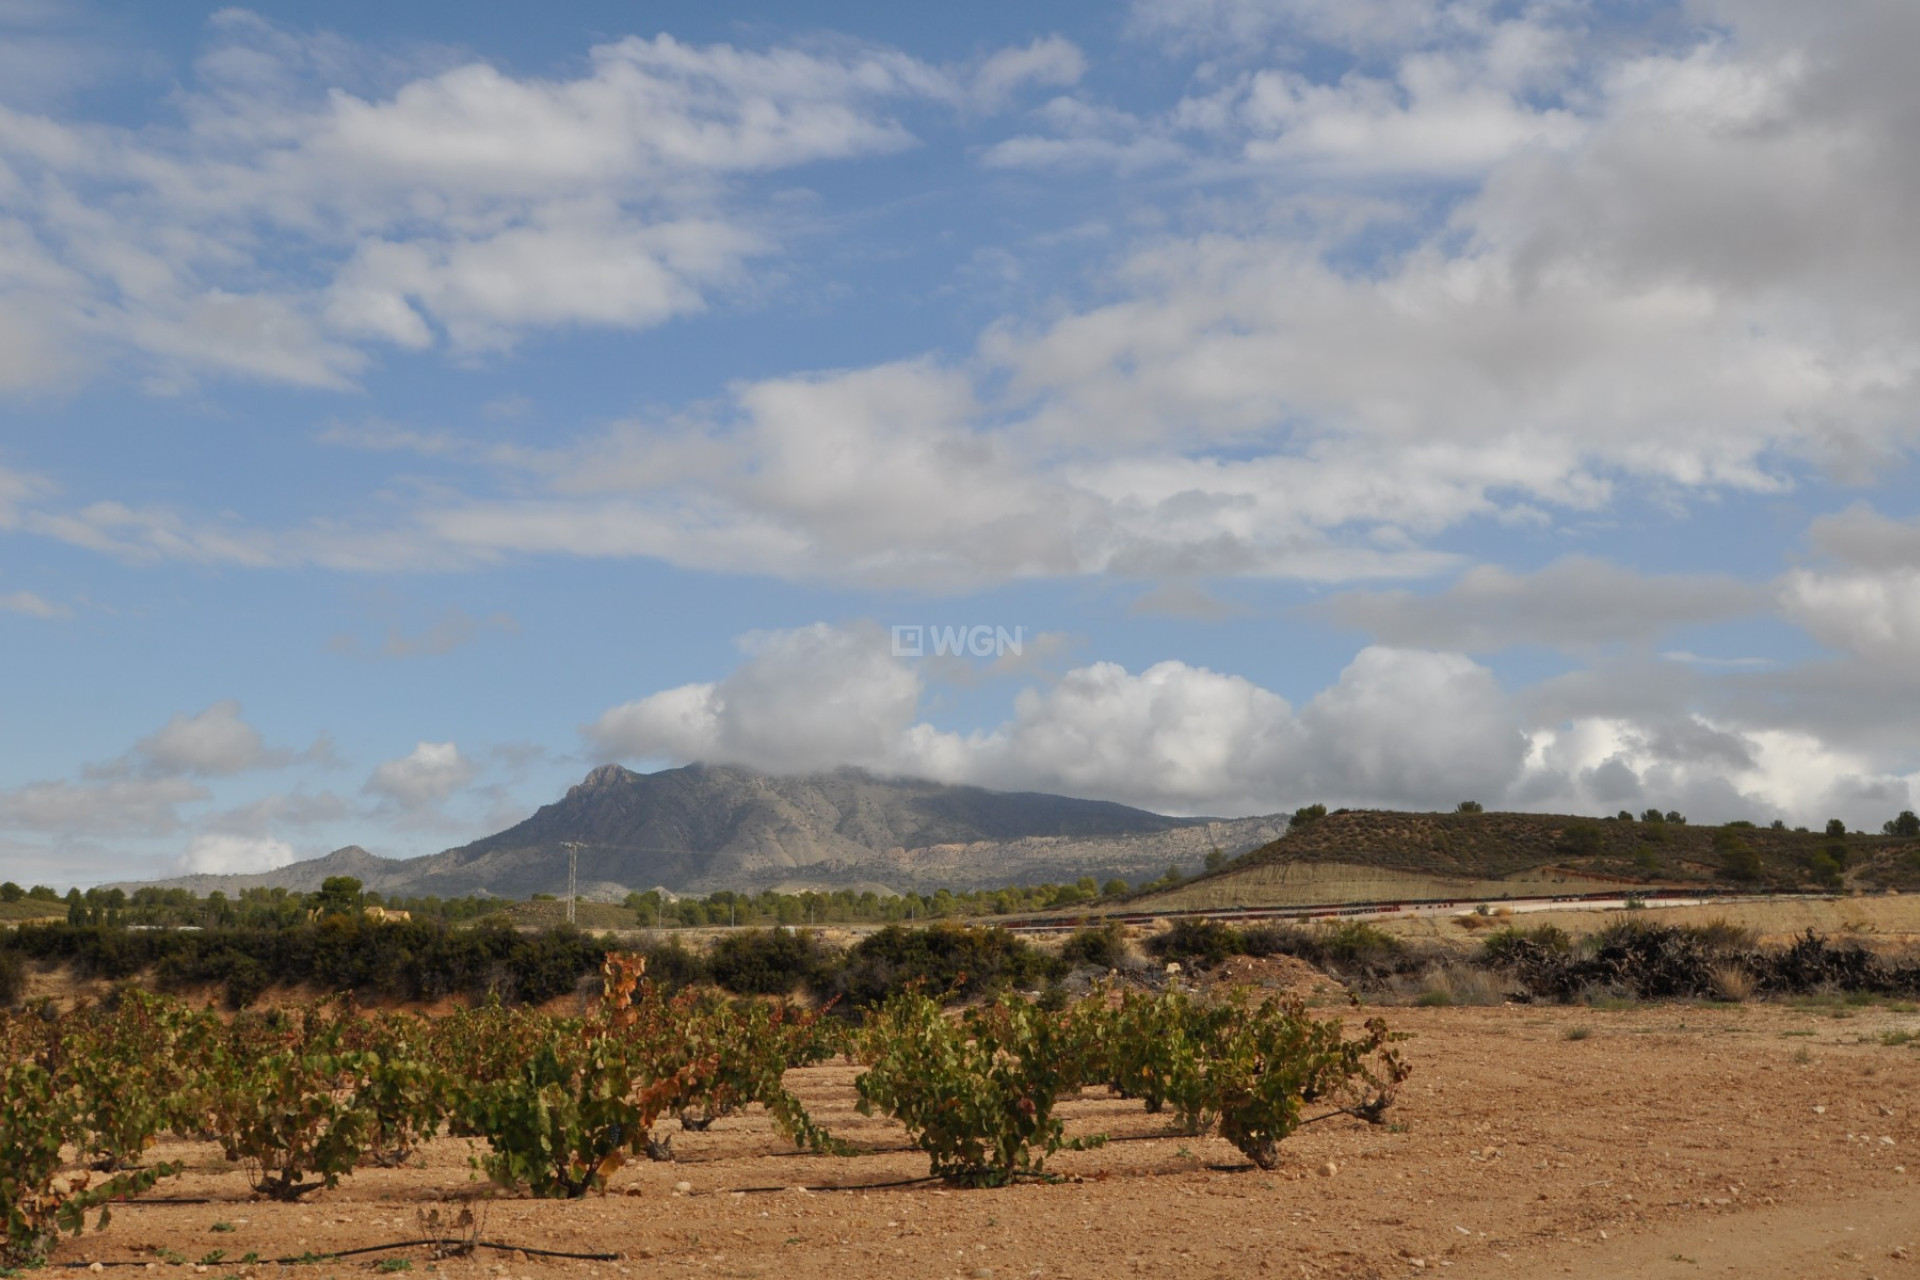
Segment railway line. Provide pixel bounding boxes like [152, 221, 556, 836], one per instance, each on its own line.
[993, 887, 1836, 934]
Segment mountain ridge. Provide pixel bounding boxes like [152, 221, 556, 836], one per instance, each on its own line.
[115, 762, 1286, 898]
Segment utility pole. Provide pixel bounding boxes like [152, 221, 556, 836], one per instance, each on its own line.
[562, 842, 580, 925]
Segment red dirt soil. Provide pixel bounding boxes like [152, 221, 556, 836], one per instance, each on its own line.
[53, 1000, 1920, 1280]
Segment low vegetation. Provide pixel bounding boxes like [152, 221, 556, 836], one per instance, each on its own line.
[1479, 919, 1920, 1003]
[0, 952, 1404, 1262]
[1177, 806, 1920, 894]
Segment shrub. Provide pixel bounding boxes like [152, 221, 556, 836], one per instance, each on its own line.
[1559, 821, 1606, 856]
[61, 990, 210, 1170]
[1714, 829, 1762, 881]
[338, 1013, 447, 1168]
[1708, 964, 1755, 1002]
[1097, 988, 1223, 1129]
[0, 952, 23, 1007]
[1147, 919, 1243, 966]
[1455, 800, 1484, 814]
[708, 929, 832, 997]
[1414, 965, 1501, 1007]
[1289, 804, 1327, 830]
[1681, 919, 1757, 951]
[1304, 922, 1407, 978]
[1478, 923, 1572, 967]
[819, 925, 1062, 1008]
[1199, 997, 1408, 1171]
[457, 956, 687, 1198]
[1, 1060, 177, 1268]
[854, 991, 1103, 1185]
[201, 1002, 378, 1200]
[621, 987, 842, 1150]
[1059, 923, 1128, 971]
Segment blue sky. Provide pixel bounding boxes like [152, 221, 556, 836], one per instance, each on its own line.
[4, 0, 1920, 887]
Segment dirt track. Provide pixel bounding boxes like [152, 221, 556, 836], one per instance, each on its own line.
[54, 997, 1920, 1280]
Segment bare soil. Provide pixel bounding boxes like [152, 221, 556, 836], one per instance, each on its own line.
[52, 997, 1920, 1280]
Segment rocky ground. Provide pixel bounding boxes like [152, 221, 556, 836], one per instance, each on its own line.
[50, 996, 1920, 1280]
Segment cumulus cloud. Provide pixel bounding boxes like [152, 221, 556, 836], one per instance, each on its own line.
[1514, 715, 1915, 832]
[364, 741, 477, 809]
[9, 3, 1919, 601]
[587, 622, 1920, 829]
[1779, 506, 1920, 662]
[584, 622, 1511, 815]
[587, 622, 924, 774]
[133, 700, 283, 777]
[174, 831, 297, 876]
[1323, 557, 1765, 652]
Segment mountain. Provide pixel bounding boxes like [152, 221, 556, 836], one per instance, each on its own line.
[122, 846, 403, 896]
[118, 763, 1287, 899]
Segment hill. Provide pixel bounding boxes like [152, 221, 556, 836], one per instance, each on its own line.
[119, 763, 1286, 899]
[1124, 808, 1920, 911]
[121, 846, 405, 897]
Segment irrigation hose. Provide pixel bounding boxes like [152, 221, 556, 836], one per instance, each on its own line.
[54, 1240, 624, 1268]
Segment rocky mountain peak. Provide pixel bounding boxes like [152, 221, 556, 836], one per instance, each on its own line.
[572, 763, 639, 795]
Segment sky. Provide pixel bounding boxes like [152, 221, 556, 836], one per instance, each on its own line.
[4, 0, 1920, 889]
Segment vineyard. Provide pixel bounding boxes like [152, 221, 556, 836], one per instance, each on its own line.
[0, 955, 1406, 1269]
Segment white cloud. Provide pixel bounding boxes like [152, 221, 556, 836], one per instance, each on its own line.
[134, 700, 281, 777]
[364, 740, 476, 809]
[1515, 715, 1916, 831]
[174, 831, 296, 875]
[969, 37, 1086, 109]
[586, 621, 1920, 829]
[0, 776, 208, 836]
[0, 588, 67, 618]
[587, 622, 1520, 815]
[1778, 506, 1920, 662]
[1780, 566, 1920, 663]
[8, 3, 1920, 617]
[587, 622, 924, 774]
[1298, 646, 1527, 806]
[0, 19, 1006, 386]
[960, 658, 1304, 814]
[1126, 0, 1457, 54]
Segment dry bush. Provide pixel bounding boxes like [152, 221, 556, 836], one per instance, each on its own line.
[1709, 964, 1755, 1002]
[1412, 964, 1502, 1008]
